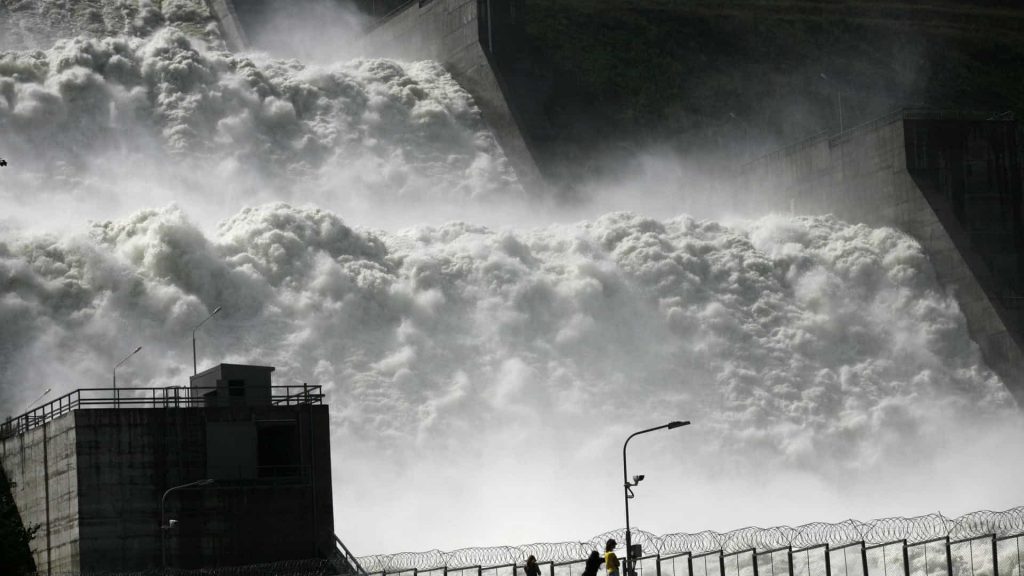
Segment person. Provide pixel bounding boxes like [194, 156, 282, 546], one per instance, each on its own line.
[582, 550, 604, 576]
[605, 539, 620, 576]
[525, 556, 542, 576]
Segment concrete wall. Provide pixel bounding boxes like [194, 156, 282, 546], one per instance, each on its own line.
[208, 0, 543, 194]
[0, 413, 80, 573]
[1, 404, 334, 573]
[205, 0, 249, 50]
[360, 0, 543, 194]
[739, 112, 1024, 407]
[76, 406, 333, 571]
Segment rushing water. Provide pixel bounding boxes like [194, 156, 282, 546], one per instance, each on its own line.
[1, 0, 1021, 554]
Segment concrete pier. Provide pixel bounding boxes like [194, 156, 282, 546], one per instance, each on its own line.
[738, 110, 1024, 407]
[358, 0, 542, 194]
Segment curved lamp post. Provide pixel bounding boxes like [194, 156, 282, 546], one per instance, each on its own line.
[191, 306, 222, 375]
[622, 420, 690, 576]
[25, 388, 52, 411]
[161, 478, 215, 570]
[113, 346, 143, 389]
[819, 73, 844, 133]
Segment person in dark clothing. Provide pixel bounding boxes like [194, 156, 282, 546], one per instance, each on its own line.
[525, 556, 542, 576]
[583, 550, 604, 576]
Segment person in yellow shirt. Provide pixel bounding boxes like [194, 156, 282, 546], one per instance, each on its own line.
[605, 539, 620, 576]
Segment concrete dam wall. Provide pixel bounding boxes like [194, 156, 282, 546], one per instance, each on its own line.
[212, 0, 542, 194]
[739, 110, 1024, 407]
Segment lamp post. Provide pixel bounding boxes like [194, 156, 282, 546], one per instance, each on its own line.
[113, 346, 143, 389]
[161, 478, 215, 571]
[819, 73, 844, 133]
[25, 388, 52, 411]
[191, 306, 222, 375]
[622, 420, 690, 576]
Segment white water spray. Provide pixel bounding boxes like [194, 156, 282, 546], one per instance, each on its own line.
[0, 0, 1021, 554]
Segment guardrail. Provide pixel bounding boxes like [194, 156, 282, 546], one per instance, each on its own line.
[741, 108, 1018, 172]
[0, 384, 323, 440]
[321, 531, 370, 576]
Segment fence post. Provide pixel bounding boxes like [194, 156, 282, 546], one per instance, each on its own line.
[753, 551, 759, 576]
[789, 548, 795, 576]
[657, 554, 662, 576]
[687, 554, 693, 576]
[825, 547, 832, 576]
[720, 553, 726, 576]
[991, 536, 999, 576]
[861, 544, 869, 576]
[903, 541, 910, 576]
[944, 538, 952, 576]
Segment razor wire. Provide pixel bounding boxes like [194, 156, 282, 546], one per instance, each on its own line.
[358, 507, 1024, 573]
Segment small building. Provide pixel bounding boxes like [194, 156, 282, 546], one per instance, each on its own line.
[0, 363, 360, 574]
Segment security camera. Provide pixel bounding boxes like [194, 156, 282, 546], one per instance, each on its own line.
[633, 474, 645, 484]
[167, 519, 179, 528]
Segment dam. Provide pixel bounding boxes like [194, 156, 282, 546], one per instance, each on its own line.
[209, 0, 1024, 407]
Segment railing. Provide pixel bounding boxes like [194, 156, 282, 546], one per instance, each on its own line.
[322, 531, 370, 576]
[0, 384, 324, 440]
[359, 508, 1024, 576]
[741, 108, 1019, 172]
[363, 0, 418, 33]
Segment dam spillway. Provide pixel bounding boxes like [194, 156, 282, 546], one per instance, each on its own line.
[210, 0, 1024, 406]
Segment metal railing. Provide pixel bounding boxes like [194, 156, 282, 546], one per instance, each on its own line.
[741, 108, 1019, 172]
[0, 384, 324, 440]
[322, 531, 370, 576]
[363, 0, 418, 33]
[359, 508, 1024, 576]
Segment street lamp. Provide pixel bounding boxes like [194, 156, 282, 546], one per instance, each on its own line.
[161, 478, 215, 570]
[622, 420, 690, 576]
[25, 388, 52, 411]
[191, 306, 222, 375]
[819, 73, 844, 133]
[114, 346, 143, 389]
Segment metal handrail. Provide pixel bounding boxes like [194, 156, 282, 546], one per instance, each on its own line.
[0, 384, 324, 440]
[741, 107, 1019, 172]
[333, 532, 370, 576]
[363, 0, 418, 33]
